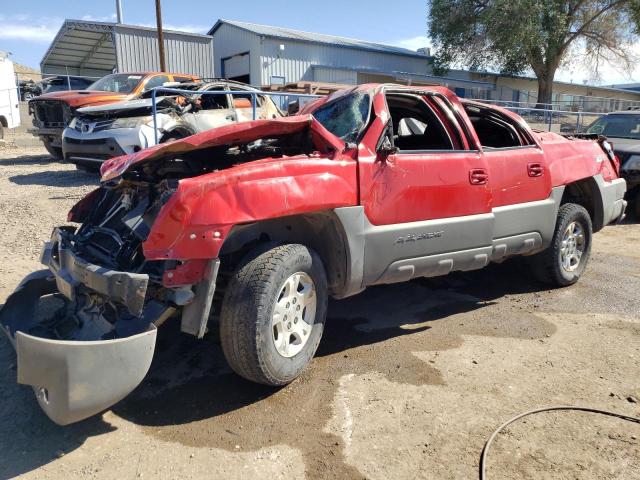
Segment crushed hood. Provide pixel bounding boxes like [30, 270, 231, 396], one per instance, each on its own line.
[100, 115, 345, 181]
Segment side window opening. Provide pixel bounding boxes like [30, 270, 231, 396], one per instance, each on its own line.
[385, 93, 455, 151]
[143, 75, 171, 92]
[231, 90, 263, 109]
[464, 104, 533, 148]
[200, 87, 229, 110]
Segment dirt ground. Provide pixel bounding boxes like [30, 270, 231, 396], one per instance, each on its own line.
[0, 141, 639, 480]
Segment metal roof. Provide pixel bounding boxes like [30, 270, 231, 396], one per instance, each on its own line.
[209, 19, 430, 59]
[41, 19, 213, 74]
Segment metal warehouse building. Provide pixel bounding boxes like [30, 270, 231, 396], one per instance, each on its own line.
[41, 19, 214, 78]
[208, 19, 444, 87]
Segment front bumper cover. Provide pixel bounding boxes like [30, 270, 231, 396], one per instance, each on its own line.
[0, 230, 172, 425]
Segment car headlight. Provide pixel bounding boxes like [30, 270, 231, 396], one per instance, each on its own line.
[622, 154, 640, 172]
[110, 116, 151, 129]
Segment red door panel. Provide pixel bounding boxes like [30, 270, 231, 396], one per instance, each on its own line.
[483, 147, 552, 207]
[358, 151, 492, 225]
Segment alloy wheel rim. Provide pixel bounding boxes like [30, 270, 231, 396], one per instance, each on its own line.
[560, 221, 585, 272]
[271, 272, 317, 358]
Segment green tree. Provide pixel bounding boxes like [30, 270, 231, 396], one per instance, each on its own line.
[428, 0, 640, 107]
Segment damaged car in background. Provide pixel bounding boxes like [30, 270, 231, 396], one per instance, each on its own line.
[0, 84, 626, 425]
[62, 80, 282, 170]
[29, 71, 198, 159]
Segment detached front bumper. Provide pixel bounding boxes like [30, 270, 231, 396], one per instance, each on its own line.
[0, 229, 171, 425]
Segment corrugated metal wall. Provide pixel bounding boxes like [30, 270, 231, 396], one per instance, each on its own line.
[212, 23, 261, 84]
[312, 67, 358, 84]
[114, 26, 214, 77]
[259, 38, 430, 86]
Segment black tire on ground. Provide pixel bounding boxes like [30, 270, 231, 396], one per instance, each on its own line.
[633, 192, 640, 220]
[75, 164, 99, 173]
[219, 243, 328, 386]
[43, 141, 63, 160]
[529, 203, 593, 287]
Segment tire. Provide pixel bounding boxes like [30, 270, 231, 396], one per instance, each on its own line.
[75, 164, 99, 173]
[219, 243, 328, 386]
[43, 141, 63, 160]
[0, 123, 3, 140]
[529, 203, 592, 287]
[633, 192, 640, 220]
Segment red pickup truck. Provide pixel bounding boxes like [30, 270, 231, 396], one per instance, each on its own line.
[0, 84, 626, 424]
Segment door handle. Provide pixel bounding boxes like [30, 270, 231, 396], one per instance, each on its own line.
[469, 168, 489, 185]
[528, 163, 544, 177]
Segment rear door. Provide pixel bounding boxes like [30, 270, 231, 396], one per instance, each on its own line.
[357, 89, 494, 285]
[465, 103, 554, 247]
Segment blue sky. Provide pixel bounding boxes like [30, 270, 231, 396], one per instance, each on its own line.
[0, 0, 636, 85]
[0, 0, 430, 67]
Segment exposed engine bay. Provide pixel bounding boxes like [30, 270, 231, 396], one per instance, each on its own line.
[112, 130, 317, 182]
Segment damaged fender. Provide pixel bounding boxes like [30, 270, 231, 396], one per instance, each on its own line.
[0, 270, 157, 425]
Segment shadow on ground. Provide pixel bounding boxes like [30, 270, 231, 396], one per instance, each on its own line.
[8, 169, 98, 188]
[0, 261, 557, 480]
[0, 154, 56, 167]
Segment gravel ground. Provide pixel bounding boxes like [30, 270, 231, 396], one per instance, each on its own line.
[0, 143, 638, 480]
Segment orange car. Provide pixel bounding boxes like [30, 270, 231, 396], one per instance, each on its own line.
[28, 72, 199, 158]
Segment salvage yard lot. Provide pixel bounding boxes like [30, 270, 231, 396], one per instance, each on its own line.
[0, 144, 639, 479]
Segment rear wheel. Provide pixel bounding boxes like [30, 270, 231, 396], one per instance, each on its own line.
[529, 203, 592, 287]
[219, 244, 328, 386]
[43, 141, 63, 160]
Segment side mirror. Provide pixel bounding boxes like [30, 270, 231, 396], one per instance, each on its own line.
[377, 135, 398, 157]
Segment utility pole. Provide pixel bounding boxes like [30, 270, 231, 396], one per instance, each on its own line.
[155, 0, 166, 72]
[116, 0, 123, 23]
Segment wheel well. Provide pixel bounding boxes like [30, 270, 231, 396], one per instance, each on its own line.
[219, 212, 350, 297]
[0, 116, 7, 128]
[561, 177, 604, 232]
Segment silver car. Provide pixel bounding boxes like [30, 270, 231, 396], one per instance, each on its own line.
[62, 80, 282, 170]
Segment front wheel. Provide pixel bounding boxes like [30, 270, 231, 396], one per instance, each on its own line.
[219, 244, 328, 386]
[43, 141, 63, 160]
[529, 203, 592, 287]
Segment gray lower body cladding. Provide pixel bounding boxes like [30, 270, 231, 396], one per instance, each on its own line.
[334, 203, 549, 293]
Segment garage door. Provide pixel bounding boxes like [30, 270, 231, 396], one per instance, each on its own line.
[223, 52, 250, 84]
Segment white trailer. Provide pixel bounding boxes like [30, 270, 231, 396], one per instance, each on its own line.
[0, 51, 21, 139]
